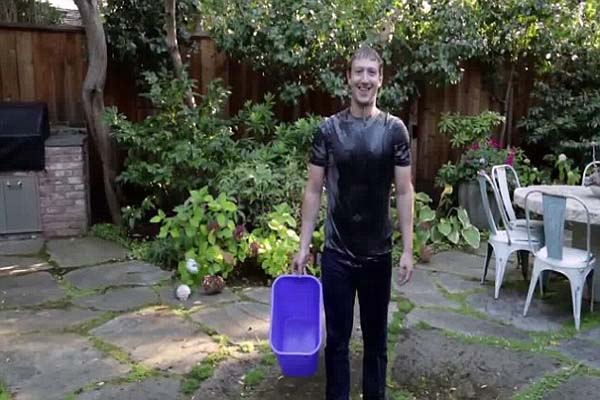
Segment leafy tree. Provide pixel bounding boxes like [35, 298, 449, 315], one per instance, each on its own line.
[103, 0, 199, 75]
[0, 0, 63, 24]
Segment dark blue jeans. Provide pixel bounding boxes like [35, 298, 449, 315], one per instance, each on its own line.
[321, 248, 392, 400]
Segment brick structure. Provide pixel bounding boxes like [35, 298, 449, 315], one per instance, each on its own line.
[1, 134, 90, 238]
[39, 134, 90, 237]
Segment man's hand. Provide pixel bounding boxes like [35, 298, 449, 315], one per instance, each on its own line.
[291, 249, 310, 275]
[397, 250, 413, 286]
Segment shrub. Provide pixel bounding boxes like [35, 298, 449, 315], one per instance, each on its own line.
[106, 71, 237, 228]
[151, 188, 247, 286]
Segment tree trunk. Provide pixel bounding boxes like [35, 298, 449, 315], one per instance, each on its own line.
[74, 0, 122, 225]
[500, 64, 515, 148]
[164, 0, 196, 108]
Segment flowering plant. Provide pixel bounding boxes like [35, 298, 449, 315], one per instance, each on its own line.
[436, 138, 524, 187]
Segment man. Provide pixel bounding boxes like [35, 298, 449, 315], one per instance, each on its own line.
[291, 45, 414, 400]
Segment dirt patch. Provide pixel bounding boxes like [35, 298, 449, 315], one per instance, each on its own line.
[392, 328, 562, 399]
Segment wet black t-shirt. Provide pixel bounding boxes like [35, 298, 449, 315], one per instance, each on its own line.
[310, 108, 411, 258]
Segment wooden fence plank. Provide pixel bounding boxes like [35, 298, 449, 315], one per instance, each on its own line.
[32, 30, 54, 119]
[51, 32, 67, 122]
[15, 30, 35, 101]
[0, 30, 20, 100]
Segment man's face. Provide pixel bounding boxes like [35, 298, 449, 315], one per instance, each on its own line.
[347, 57, 383, 108]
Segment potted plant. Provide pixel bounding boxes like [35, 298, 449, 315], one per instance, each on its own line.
[437, 111, 514, 229]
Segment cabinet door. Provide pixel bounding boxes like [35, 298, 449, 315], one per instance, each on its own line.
[2, 176, 41, 233]
[0, 182, 5, 232]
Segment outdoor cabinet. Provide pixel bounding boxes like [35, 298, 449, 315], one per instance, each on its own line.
[0, 175, 41, 234]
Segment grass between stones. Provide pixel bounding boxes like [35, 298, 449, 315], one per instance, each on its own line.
[0, 380, 11, 400]
[89, 337, 133, 364]
[511, 364, 595, 400]
[180, 348, 230, 395]
[243, 367, 266, 388]
[238, 340, 276, 394]
[56, 279, 100, 299]
[67, 311, 120, 335]
[387, 296, 418, 399]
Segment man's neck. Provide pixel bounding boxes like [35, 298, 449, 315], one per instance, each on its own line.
[349, 102, 379, 119]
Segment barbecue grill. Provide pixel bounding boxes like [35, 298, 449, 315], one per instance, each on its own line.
[0, 102, 50, 171]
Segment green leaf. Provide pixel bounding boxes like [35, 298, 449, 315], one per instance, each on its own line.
[461, 226, 481, 248]
[457, 208, 470, 226]
[418, 206, 436, 222]
[216, 214, 226, 227]
[438, 220, 452, 236]
[447, 229, 460, 244]
[415, 192, 432, 203]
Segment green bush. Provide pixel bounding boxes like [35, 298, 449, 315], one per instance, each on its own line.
[151, 188, 247, 285]
[251, 203, 300, 278]
[106, 70, 237, 228]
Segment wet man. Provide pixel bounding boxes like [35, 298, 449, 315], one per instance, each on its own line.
[292, 46, 414, 400]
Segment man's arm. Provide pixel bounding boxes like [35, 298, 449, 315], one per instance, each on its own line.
[394, 165, 414, 284]
[292, 164, 325, 274]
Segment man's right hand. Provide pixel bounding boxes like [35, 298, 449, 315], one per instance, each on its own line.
[291, 250, 310, 275]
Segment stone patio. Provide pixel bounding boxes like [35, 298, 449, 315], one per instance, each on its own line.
[1, 237, 599, 399]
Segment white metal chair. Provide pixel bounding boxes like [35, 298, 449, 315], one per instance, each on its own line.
[522, 190, 596, 331]
[491, 164, 545, 278]
[477, 171, 542, 299]
[581, 161, 600, 186]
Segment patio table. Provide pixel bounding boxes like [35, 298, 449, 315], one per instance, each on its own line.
[514, 185, 600, 299]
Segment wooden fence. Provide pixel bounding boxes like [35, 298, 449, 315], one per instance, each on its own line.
[0, 23, 533, 194]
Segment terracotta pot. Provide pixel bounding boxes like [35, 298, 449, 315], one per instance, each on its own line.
[202, 275, 225, 295]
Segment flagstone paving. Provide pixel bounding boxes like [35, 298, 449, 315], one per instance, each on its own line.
[1, 238, 600, 399]
[0, 255, 51, 277]
[0, 272, 65, 308]
[0, 238, 44, 256]
[46, 237, 128, 268]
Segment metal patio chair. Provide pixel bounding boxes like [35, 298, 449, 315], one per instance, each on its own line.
[522, 190, 596, 331]
[582, 161, 600, 186]
[491, 164, 545, 277]
[477, 171, 542, 299]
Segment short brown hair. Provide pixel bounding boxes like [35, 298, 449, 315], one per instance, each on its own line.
[348, 45, 383, 74]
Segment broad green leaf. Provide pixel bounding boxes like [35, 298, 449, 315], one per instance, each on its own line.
[216, 214, 226, 227]
[419, 206, 436, 222]
[457, 208, 470, 226]
[438, 220, 452, 236]
[447, 229, 460, 244]
[415, 192, 432, 203]
[185, 226, 195, 238]
[461, 226, 481, 248]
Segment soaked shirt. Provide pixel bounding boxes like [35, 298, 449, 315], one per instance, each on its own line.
[310, 108, 411, 258]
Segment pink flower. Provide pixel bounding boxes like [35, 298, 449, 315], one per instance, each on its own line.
[469, 142, 480, 150]
[488, 138, 501, 149]
[505, 148, 516, 165]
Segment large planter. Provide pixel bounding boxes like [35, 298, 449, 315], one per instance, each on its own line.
[458, 180, 501, 230]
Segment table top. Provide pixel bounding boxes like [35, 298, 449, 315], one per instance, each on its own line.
[514, 185, 600, 225]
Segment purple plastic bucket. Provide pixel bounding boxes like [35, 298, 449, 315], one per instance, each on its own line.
[269, 274, 323, 377]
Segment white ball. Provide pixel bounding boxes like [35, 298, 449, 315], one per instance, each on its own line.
[176, 284, 191, 301]
[186, 258, 199, 274]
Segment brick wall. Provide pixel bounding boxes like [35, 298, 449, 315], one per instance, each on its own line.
[39, 135, 90, 237]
